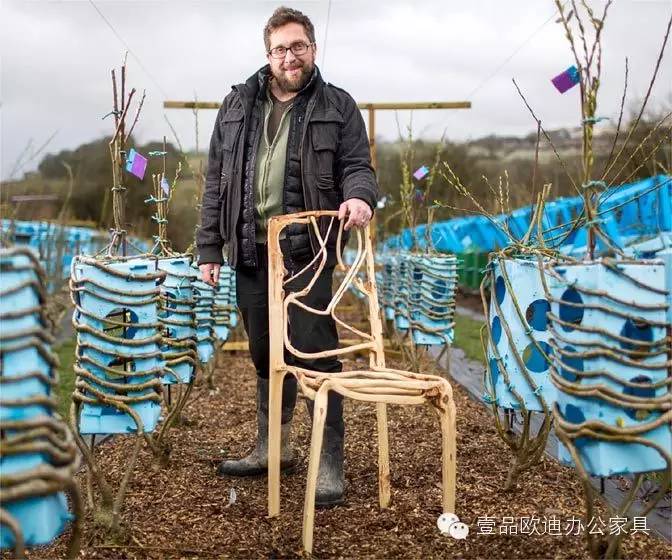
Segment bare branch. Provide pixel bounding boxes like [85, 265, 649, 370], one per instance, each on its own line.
[124, 88, 146, 143]
[511, 78, 579, 194]
[601, 57, 629, 176]
[601, 12, 672, 182]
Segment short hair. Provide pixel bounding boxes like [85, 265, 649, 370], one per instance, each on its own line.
[263, 6, 316, 52]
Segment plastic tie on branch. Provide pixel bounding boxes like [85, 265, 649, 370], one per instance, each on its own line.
[152, 214, 168, 224]
[101, 109, 121, 120]
[583, 116, 609, 124]
[581, 180, 608, 190]
[144, 195, 167, 204]
[533, 386, 543, 396]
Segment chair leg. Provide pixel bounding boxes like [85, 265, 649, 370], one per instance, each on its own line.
[376, 402, 391, 509]
[268, 371, 285, 518]
[438, 400, 456, 513]
[303, 385, 329, 555]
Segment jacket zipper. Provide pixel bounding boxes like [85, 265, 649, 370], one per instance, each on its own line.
[260, 103, 292, 231]
[258, 107, 272, 226]
[300, 92, 319, 257]
[248, 100, 264, 268]
[230, 85, 246, 269]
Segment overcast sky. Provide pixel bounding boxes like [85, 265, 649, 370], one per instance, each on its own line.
[1, 0, 671, 180]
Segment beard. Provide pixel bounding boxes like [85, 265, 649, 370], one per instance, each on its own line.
[271, 59, 314, 93]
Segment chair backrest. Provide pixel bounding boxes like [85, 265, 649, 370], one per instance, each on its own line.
[267, 211, 386, 372]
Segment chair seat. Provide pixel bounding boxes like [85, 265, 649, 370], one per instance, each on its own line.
[286, 365, 452, 407]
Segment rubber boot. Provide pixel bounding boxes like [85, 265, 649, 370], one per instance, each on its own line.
[306, 394, 345, 507]
[217, 377, 297, 477]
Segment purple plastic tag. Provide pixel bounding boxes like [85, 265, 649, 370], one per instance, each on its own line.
[125, 148, 148, 180]
[551, 65, 580, 94]
[413, 165, 430, 181]
[161, 177, 170, 195]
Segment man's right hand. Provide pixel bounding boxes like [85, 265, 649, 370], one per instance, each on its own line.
[199, 263, 221, 287]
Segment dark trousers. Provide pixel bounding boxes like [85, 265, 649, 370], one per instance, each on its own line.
[236, 243, 344, 433]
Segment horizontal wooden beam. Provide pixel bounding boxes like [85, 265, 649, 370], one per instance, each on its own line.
[357, 101, 471, 111]
[163, 100, 471, 111]
[164, 101, 222, 110]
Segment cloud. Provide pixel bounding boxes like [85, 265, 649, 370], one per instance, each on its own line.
[1, 0, 670, 179]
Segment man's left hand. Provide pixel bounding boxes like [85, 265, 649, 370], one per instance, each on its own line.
[338, 198, 373, 231]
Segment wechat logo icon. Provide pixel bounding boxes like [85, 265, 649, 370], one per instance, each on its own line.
[437, 513, 469, 540]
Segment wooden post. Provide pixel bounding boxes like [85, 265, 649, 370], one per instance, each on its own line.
[267, 217, 286, 518]
[302, 384, 330, 554]
[367, 104, 377, 169]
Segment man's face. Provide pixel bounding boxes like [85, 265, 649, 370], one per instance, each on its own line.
[267, 22, 316, 93]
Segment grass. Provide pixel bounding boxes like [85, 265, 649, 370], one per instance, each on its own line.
[54, 336, 77, 419]
[453, 313, 485, 364]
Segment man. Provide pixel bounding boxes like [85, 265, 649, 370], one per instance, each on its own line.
[197, 6, 378, 507]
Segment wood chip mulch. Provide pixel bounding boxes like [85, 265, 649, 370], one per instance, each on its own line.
[23, 348, 672, 560]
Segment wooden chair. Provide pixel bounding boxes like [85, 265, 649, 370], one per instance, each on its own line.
[267, 211, 457, 554]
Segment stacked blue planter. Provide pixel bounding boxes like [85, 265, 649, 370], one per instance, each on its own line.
[384, 176, 671, 283]
[379, 252, 397, 321]
[0, 248, 78, 550]
[407, 255, 459, 345]
[485, 258, 559, 411]
[0, 220, 120, 285]
[624, 234, 672, 325]
[191, 263, 216, 363]
[70, 255, 165, 434]
[393, 252, 411, 332]
[157, 256, 197, 385]
[548, 260, 671, 476]
[213, 263, 238, 341]
[660, 247, 672, 325]
[374, 267, 385, 315]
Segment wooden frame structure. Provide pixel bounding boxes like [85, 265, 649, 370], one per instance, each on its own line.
[163, 100, 470, 170]
[266, 211, 457, 553]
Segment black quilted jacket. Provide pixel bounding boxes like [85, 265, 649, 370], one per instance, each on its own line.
[197, 64, 378, 269]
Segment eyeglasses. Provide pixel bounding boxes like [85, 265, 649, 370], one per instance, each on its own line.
[268, 41, 314, 59]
